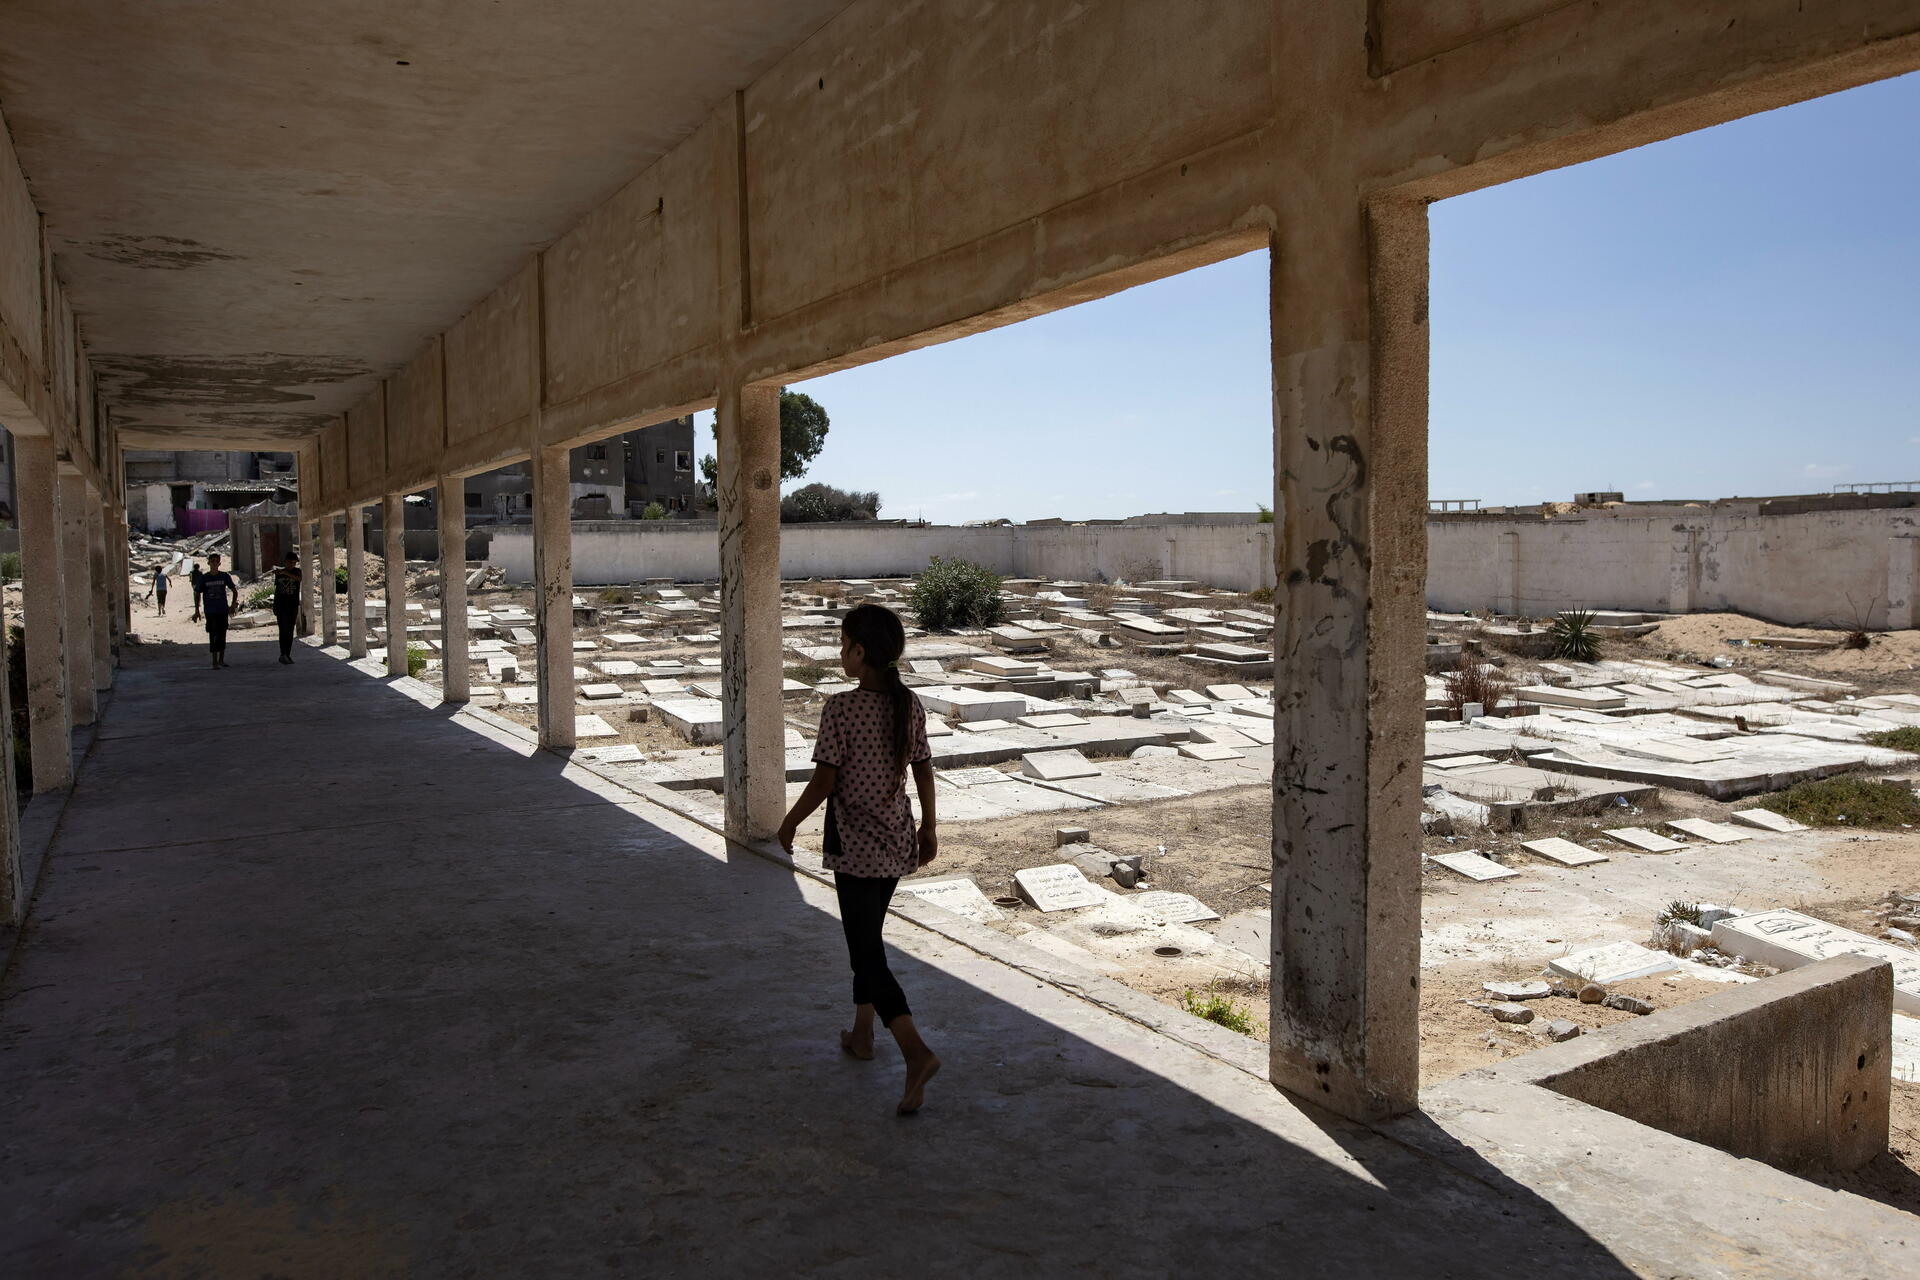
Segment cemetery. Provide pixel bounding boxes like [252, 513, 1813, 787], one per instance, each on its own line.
[349, 555, 1920, 1204]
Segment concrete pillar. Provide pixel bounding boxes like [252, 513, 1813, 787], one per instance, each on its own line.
[86, 502, 111, 691]
[1266, 199, 1426, 1121]
[0, 584, 21, 925]
[716, 383, 785, 842]
[346, 505, 368, 659]
[1667, 527, 1699, 614]
[531, 444, 574, 748]
[383, 494, 408, 675]
[1885, 535, 1919, 631]
[318, 517, 339, 646]
[1498, 530, 1520, 615]
[58, 474, 97, 727]
[105, 508, 127, 664]
[15, 437, 70, 792]
[297, 517, 318, 637]
[437, 476, 470, 703]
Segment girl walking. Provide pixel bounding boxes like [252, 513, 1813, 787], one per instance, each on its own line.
[779, 603, 941, 1115]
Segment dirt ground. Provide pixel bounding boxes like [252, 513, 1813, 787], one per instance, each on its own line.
[1616, 611, 1920, 693]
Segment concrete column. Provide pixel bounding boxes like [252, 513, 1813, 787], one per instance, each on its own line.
[1498, 529, 1520, 615]
[86, 502, 111, 692]
[58, 474, 97, 727]
[346, 506, 368, 659]
[297, 517, 317, 637]
[0, 585, 21, 924]
[15, 437, 70, 792]
[106, 508, 127, 664]
[716, 383, 785, 842]
[1885, 535, 1919, 631]
[383, 494, 408, 675]
[1667, 527, 1698, 614]
[318, 517, 339, 646]
[437, 476, 470, 703]
[531, 444, 575, 748]
[1266, 199, 1426, 1121]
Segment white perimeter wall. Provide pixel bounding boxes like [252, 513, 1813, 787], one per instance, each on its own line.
[1427, 507, 1920, 629]
[488, 519, 1279, 593]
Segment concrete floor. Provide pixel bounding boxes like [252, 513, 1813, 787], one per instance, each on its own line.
[0, 631, 1909, 1277]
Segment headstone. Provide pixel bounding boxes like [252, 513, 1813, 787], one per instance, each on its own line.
[1729, 809, 1810, 834]
[502, 686, 539, 705]
[941, 767, 1010, 787]
[1665, 817, 1753, 845]
[956, 718, 1015, 733]
[573, 714, 619, 739]
[1020, 749, 1101, 782]
[579, 683, 625, 700]
[1428, 755, 1496, 770]
[1428, 850, 1519, 882]
[894, 874, 1004, 922]
[1603, 826, 1686, 854]
[1520, 837, 1609, 867]
[1178, 741, 1244, 762]
[1167, 690, 1210, 706]
[641, 678, 685, 695]
[909, 659, 945, 675]
[1547, 941, 1678, 984]
[1013, 863, 1105, 912]
[1017, 712, 1090, 729]
[1711, 908, 1920, 1013]
[595, 659, 643, 676]
[1205, 684, 1256, 702]
[1128, 890, 1220, 925]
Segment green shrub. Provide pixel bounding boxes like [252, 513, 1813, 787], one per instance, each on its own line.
[244, 583, 275, 610]
[406, 644, 430, 678]
[334, 565, 349, 594]
[1244, 586, 1273, 604]
[909, 557, 1004, 630]
[599, 587, 633, 605]
[1182, 984, 1260, 1035]
[1863, 727, 1920, 753]
[640, 502, 668, 520]
[1756, 775, 1920, 828]
[785, 661, 834, 686]
[0, 551, 20, 583]
[1255, 503, 1274, 524]
[1548, 608, 1601, 662]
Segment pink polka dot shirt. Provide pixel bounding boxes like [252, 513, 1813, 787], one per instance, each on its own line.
[812, 687, 932, 878]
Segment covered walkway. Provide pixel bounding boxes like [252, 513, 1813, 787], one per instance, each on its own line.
[5, 630, 1913, 1276]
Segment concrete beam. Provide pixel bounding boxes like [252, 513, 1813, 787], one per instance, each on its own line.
[345, 506, 368, 659]
[383, 493, 407, 676]
[57, 472, 96, 727]
[318, 517, 339, 647]
[0, 583, 19, 925]
[15, 436, 69, 792]
[715, 383, 784, 843]
[531, 443, 574, 749]
[1266, 198, 1427, 1120]
[437, 477, 469, 704]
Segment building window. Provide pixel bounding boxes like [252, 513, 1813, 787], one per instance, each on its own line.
[675, 450, 692, 472]
[655, 449, 666, 464]
[585, 444, 608, 461]
[465, 492, 480, 509]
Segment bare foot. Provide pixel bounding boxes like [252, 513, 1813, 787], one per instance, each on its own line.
[840, 1029, 874, 1061]
[896, 1051, 940, 1115]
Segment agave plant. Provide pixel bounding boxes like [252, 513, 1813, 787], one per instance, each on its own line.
[1548, 609, 1600, 662]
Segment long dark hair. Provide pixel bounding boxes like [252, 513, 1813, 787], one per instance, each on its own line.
[843, 603, 912, 778]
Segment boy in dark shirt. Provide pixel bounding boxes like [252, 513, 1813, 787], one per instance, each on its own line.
[199, 553, 239, 669]
[271, 552, 302, 664]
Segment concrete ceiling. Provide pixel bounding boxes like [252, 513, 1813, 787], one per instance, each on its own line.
[0, 1, 851, 448]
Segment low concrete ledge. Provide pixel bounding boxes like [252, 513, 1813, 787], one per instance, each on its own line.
[1478, 953, 1892, 1174]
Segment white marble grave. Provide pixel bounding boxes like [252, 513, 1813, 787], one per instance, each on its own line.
[1014, 863, 1105, 912]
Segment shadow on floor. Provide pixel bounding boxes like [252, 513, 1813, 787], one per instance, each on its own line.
[0, 632, 1637, 1276]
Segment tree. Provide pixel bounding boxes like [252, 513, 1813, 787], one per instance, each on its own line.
[701, 388, 831, 488]
[640, 501, 668, 520]
[780, 482, 880, 523]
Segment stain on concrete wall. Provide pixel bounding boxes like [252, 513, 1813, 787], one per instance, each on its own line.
[0, 124, 41, 367]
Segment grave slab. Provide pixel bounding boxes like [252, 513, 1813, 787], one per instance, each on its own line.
[1710, 908, 1920, 1013]
[1127, 890, 1221, 925]
[1603, 827, 1686, 853]
[1428, 754, 1496, 770]
[1520, 837, 1609, 867]
[1013, 863, 1105, 912]
[1205, 684, 1256, 702]
[1017, 712, 1090, 729]
[1178, 741, 1243, 762]
[1665, 818, 1753, 845]
[956, 719, 1015, 733]
[653, 698, 724, 745]
[1514, 686, 1628, 710]
[1547, 941, 1679, 984]
[578, 743, 645, 763]
[1428, 850, 1518, 882]
[573, 714, 618, 739]
[579, 683, 625, 700]
[1020, 749, 1102, 782]
[916, 685, 1028, 723]
[894, 874, 1004, 922]
[1729, 809, 1810, 834]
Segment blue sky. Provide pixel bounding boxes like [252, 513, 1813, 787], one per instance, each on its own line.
[698, 70, 1919, 523]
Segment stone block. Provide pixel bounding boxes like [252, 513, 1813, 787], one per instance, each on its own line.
[1055, 826, 1092, 847]
[1020, 749, 1101, 782]
[1710, 908, 1920, 1014]
[653, 698, 724, 745]
[916, 685, 1027, 723]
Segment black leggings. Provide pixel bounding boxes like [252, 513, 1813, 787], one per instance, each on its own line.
[275, 607, 297, 659]
[834, 872, 910, 1026]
